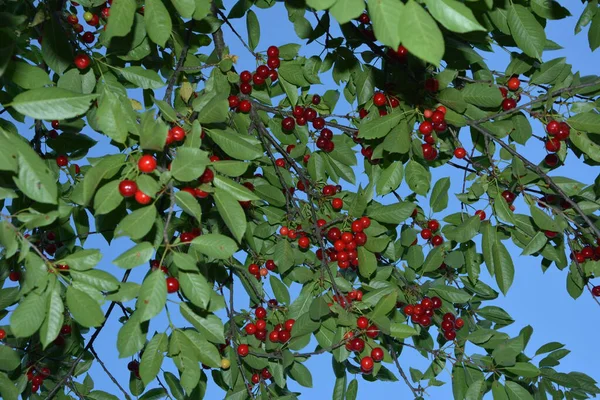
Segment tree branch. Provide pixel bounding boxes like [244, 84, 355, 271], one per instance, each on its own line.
[163, 30, 192, 105]
[388, 344, 423, 398]
[89, 346, 132, 400]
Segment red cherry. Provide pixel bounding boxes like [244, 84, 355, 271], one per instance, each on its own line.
[327, 227, 342, 242]
[357, 316, 369, 329]
[475, 210, 486, 220]
[228, 95, 240, 108]
[282, 117, 295, 132]
[166, 277, 179, 293]
[545, 138, 561, 153]
[240, 70, 252, 83]
[501, 98, 516, 111]
[298, 236, 310, 249]
[199, 168, 214, 183]
[251, 373, 260, 384]
[351, 220, 363, 233]
[427, 220, 440, 231]
[455, 318, 465, 329]
[9, 271, 21, 281]
[127, 360, 139, 371]
[304, 108, 317, 121]
[361, 356, 374, 372]
[267, 46, 279, 58]
[238, 100, 251, 113]
[311, 94, 321, 105]
[454, 147, 466, 159]
[444, 330, 457, 341]
[265, 260, 276, 271]
[170, 126, 185, 141]
[331, 198, 343, 210]
[373, 92, 386, 107]
[422, 144, 437, 161]
[284, 319, 295, 331]
[431, 235, 443, 247]
[592, 286, 600, 297]
[501, 190, 516, 204]
[119, 180, 137, 197]
[544, 153, 559, 167]
[0, 329, 6, 340]
[507, 76, 520, 91]
[248, 263, 259, 275]
[56, 155, 68, 167]
[279, 330, 291, 342]
[180, 232, 195, 243]
[267, 57, 280, 69]
[499, 87, 508, 98]
[419, 121, 433, 135]
[424, 78, 439, 93]
[420, 229, 432, 240]
[366, 324, 379, 338]
[138, 155, 157, 173]
[135, 190, 152, 205]
[74, 53, 90, 69]
[546, 120, 560, 136]
[88, 13, 99, 26]
[431, 296, 442, 309]
[403, 305, 414, 315]
[358, 12, 370, 24]
[556, 122, 570, 140]
[351, 337, 365, 352]
[245, 323, 257, 335]
[421, 298, 433, 310]
[252, 74, 265, 86]
[237, 344, 249, 356]
[313, 117, 325, 130]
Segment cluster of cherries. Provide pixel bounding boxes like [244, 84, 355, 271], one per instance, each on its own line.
[45, 121, 82, 173]
[499, 76, 521, 111]
[127, 360, 141, 379]
[65, 0, 106, 44]
[166, 125, 187, 146]
[417, 106, 448, 162]
[329, 288, 363, 308]
[403, 297, 464, 340]
[238, 306, 296, 353]
[228, 46, 282, 114]
[419, 219, 444, 247]
[251, 368, 272, 385]
[117, 154, 158, 205]
[150, 260, 180, 294]
[543, 119, 571, 167]
[344, 317, 381, 374]
[247, 260, 278, 280]
[322, 215, 370, 271]
[24, 364, 52, 393]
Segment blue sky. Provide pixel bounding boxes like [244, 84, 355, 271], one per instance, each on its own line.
[3, 1, 600, 399]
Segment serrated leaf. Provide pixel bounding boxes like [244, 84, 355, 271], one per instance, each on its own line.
[507, 4, 546, 60]
[10, 292, 46, 337]
[424, 0, 485, 33]
[430, 177, 450, 212]
[462, 83, 503, 108]
[145, 0, 172, 47]
[376, 162, 403, 196]
[175, 191, 203, 222]
[398, 0, 445, 66]
[367, 0, 403, 49]
[171, 148, 208, 181]
[357, 247, 377, 278]
[136, 269, 167, 322]
[58, 249, 102, 271]
[66, 287, 105, 327]
[214, 187, 247, 243]
[115, 205, 157, 240]
[120, 66, 165, 89]
[358, 110, 407, 139]
[179, 271, 211, 308]
[105, 0, 136, 42]
[405, 161, 431, 196]
[113, 242, 155, 269]
[191, 234, 238, 259]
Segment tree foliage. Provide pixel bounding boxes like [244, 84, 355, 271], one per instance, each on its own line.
[1, 0, 600, 399]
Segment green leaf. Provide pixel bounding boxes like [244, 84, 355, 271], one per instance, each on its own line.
[462, 83, 503, 108]
[371, 292, 397, 319]
[193, 92, 229, 124]
[170, 0, 195, 18]
[357, 247, 377, 278]
[191, 234, 238, 259]
[531, 0, 570, 20]
[140, 332, 168, 385]
[14, 152, 57, 205]
[568, 112, 600, 134]
[171, 147, 208, 181]
[421, 245, 445, 273]
[507, 4, 546, 60]
[175, 191, 203, 222]
[444, 216, 481, 243]
[367, 0, 403, 49]
[589, 11, 600, 51]
[214, 187, 247, 243]
[179, 271, 211, 309]
[437, 88, 467, 113]
[11, 87, 96, 121]
[185, 331, 221, 368]
[503, 362, 540, 378]
[179, 303, 225, 343]
[206, 128, 263, 160]
[9, 62, 52, 89]
[104, 0, 137, 42]
[246, 10, 260, 51]
[358, 110, 407, 139]
[430, 177, 450, 212]
[424, 0, 485, 33]
[389, 323, 417, 340]
[430, 286, 472, 303]
[398, 0, 445, 66]
[289, 362, 313, 388]
[120, 66, 165, 89]
[95, 90, 129, 144]
[39, 278, 64, 349]
[117, 313, 146, 358]
[270, 276, 291, 304]
[0, 346, 21, 372]
[66, 287, 105, 327]
[212, 161, 250, 177]
[41, 15, 73, 74]
[115, 205, 157, 240]
[368, 202, 414, 225]
[58, 250, 102, 271]
[113, 242, 155, 269]
[145, 0, 172, 47]
[213, 175, 260, 201]
[465, 379, 485, 400]
[405, 161, 431, 196]
[93, 181, 123, 215]
[10, 292, 46, 337]
[493, 239, 515, 295]
[505, 381, 534, 400]
[137, 269, 168, 322]
[0, 221, 18, 258]
[329, 0, 363, 24]
[278, 63, 311, 87]
[376, 161, 403, 196]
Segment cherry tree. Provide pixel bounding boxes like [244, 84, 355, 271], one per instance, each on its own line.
[1, 0, 600, 399]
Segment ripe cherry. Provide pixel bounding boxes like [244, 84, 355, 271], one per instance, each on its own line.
[298, 236, 310, 249]
[240, 82, 252, 94]
[366, 325, 379, 338]
[265, 260, 277, 271]
[237, 344, 249, 356]
[422, 144, 437, 161]
[357, 316, 368, 329]
[373, 92, 386, 107]
[238, 100, 251, 113]
[267, 57, 281, 69]
[327, 227, 342, 242]
[240, 70, 252, 82]
[312, 94, 321, 105]
[179, 232, 195, 243]
[419, 121, 433, 135]
[279, 330, 291, 342]
[592, 286, 600, 297]
[545, 138, 561, 153]
[361, 356, 374, 372]
[427, 220, 440, 231]
[454, 147, 466, 159]
[475, 210, 486, 221]
[284, 319, 295, 331]
[422, 298, 433, 310]
[351, 337, 365, 352]
[545, 153, 559, 167]
[138, 155, 157, 173]
[282, 117, 295, 132]
[267, 45, 279, 58]
[248, 263, 259, 275]
[199, 168, 214, 183]
[556, 122, 570, 140]
[56, 155, 68, 167]
[135, 190, 152, 205]
[171, 126, 185, 141]
[251, 373, 260, 384]
[245, 323, 257, 335]
[228, 95, 239, 108]
[403, 305, 414, 315]
[507, 76, 520, 91]
[127, 360, 140, 371]
[252, 74, 265, 86]
[9, 271, 21, 281]
[431, 296, 442, 309]
[0, 329, 6, 340]
[61, 324, 72, 335]
[444, 330, 457, 341]
[32, 375, 43, 386]
[455, 318, 465, 329]
[501, 190, 516, 204]
[420, 229, 432, 240]
[119, 180, 137, 197]
[166, 277, 179, 293]
[431, 235, 443, 247]
[313, 117, 325, 130]
[358, 12, 370, 24]
[331, 198, 343, 210]
[304, 108, 317, 121]
[546, 120, 560, 136]
[74, 54, 90, 69]
[501, 98, 516, 111]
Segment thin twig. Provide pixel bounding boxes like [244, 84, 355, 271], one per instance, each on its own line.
[89, 346, 132, 400]
[388, 344, 422, 398]
[215, 8, 258, 58]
